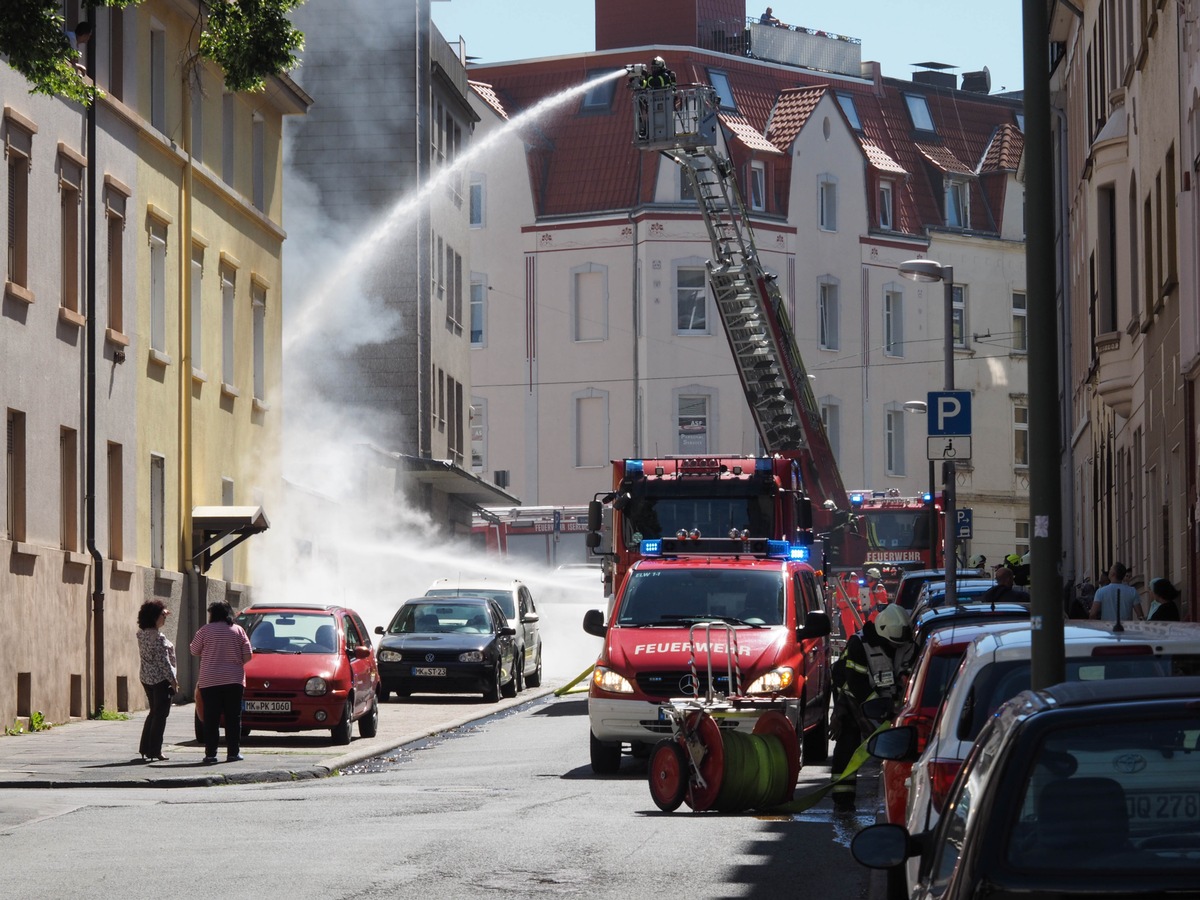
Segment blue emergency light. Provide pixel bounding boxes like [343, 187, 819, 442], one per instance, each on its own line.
[755, 457, 773, 474]
[788, 545, 810, 562]
[849, 492, 864, 506]
[640, 538, 662, 556]
[626, 459, 644, 476]
[923, 492, 933, 503]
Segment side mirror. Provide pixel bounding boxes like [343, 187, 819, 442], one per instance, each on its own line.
[797, 610, 831, 640]
[850, 823, 915, 870]
[583, 609, 606, 637]
[522, 611, 540, 624]
[374, 625, 384, 635]
[867, 725, 920, 762]
[587, 499, 604, 532]
[353, 646, 372, 660]
[500, 626, 517, 637]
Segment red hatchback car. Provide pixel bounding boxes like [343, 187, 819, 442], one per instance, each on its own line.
[199, 603, 381, 745]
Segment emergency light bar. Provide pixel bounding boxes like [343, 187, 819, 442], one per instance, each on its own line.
[849, 492, 864, 506]
[639, 537, 807, 561]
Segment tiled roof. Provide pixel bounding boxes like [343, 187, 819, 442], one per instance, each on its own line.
[468, 80, 508, 120]
[468, 50, 1023, 234]
[721, 113, 784, 154]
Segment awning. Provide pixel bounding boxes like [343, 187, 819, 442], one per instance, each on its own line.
[397, 456, 519, 507]
[191, 505, 270, 574]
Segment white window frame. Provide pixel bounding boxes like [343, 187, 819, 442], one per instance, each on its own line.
[470, 398, 486, 473]
[945, 177, 969, 228]
[885, 407, 906, 475]
[149, 220, 167, 355]
[149, 454, 164, 569]
[904, 93, 935, 131]
[708, 70, 737, 110]
[572, 388, 609, 468]
[674, 387, 718, 456]
[251, 282, 266, 402]
[469, 274, 486, 347]
[1012, 290, 1027, 352]
[952, 284, 968, 349]
[221, 266, 235, 386]
[820, 398, 841, 465]
[675, 262, 709, 335]
[749, 161, 766, 211]
[1014, 401, 1029, 467]
[884, 286, 904, 357]
[879, 180, 894, 230]
[819, 174, 838, 231]
[571, 262, 609, 342]
[190, 245, 203, 376]
[469, 174, 485, 227]
[835, 92, 861, 130]
[818, 277, 840, 350]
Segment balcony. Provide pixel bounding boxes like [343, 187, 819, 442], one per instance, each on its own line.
[1094, 330, 1135, 418]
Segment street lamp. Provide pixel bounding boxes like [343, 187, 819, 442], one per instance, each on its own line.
[903, 400, 937, 569]
[899, 259, 957, 606]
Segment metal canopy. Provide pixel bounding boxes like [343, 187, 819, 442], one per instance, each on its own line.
[191, 505, 270, 574]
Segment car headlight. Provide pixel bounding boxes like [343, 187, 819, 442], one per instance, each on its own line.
[592, 666, 634, 694]
[745, 667, 795, 694]
[378, 649, 403, 662]
[305, 676, 329, 696]
[458, 650, 484, 662]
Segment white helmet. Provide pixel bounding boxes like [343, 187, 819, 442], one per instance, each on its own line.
[653, 56, 666, 67]
[874, 604, 912, 645]
[866, 567, 882, 580]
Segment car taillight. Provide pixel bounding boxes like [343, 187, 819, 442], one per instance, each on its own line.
[929, 758, 962, 815]
[894, 712, 934, 753]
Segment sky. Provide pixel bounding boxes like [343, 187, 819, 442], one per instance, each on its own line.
[431, 0, 1026, 95]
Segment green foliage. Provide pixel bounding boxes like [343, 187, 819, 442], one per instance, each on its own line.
[3, 711, 52, 734]
[89, 707, 130, 721]
[0, 0, 304, 101]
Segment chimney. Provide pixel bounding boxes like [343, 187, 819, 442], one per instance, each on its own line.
[961, 67, 992, 94]
[912, 70, 956, 89]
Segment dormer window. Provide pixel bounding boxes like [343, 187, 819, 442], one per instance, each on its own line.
[581, 71, 619, 112]
[708, 70, 737, 111]
[904, 93, 935, 132]
[879, 180, 894, 230]
[945, 177, 969, 228]
[836, 92, 861, 131]
[749, 161, 766, 211]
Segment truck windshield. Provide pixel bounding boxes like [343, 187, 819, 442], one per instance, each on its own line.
[863, 510, 932, 552]
[616, 569, 785, 626]
[621, 486, 775, 545]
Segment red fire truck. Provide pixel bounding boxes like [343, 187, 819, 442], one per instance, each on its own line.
[851, 489, 945, 569]
[472, 505, 592, 568]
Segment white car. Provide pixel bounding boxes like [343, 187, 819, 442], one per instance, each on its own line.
[426, 578, 543, 689]
[902, 620, 1200, 895]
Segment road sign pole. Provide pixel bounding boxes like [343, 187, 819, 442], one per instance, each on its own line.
[943, 275, 957, 607]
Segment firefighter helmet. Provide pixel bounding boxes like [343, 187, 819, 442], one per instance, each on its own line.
[653, 56, 666, 67]
[866, 567, 882, 580]
[874, 604, 913, 645]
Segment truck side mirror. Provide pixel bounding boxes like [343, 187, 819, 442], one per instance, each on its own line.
[587, 499, 603, 532]
[582, 609, 606, 637]
[797, 610, 831, 640]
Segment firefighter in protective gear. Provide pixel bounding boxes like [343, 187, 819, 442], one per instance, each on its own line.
[828, 604, 915, 809]
[863, 566, 889, 622]
[837, 572, 863, 638]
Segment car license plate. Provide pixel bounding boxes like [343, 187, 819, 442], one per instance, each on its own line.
[1128, 792, 1200, 821]
[413, 666, 446, 677]
[244, 700, 290, 713]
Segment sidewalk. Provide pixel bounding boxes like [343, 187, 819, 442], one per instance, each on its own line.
[0, 687, 557, 789]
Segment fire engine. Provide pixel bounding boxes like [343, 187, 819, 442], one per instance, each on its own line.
[851, 489, 946, 569]
[585, 77, 867, 597]
[472, 505, 592, 567]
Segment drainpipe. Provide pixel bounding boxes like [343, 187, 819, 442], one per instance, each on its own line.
[83, 32, 106, 716]
[181, 67, 195, 594]
[630, 211, 640, 456]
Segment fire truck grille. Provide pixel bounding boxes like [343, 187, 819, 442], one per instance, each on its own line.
[637, 670, 735, 698]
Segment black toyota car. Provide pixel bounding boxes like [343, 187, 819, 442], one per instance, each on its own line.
[374, 596, 518, 702]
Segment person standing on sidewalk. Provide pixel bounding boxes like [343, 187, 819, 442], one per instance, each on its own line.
[1089, 562, 1141, 623]
[136, 600, 178, 761]
[190, 601, 252, 764]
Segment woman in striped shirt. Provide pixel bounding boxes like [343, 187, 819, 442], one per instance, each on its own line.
[137, 599, 178, 761]
[189, 601, 252, 764]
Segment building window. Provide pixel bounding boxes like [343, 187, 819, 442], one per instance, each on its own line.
[676, 266, 707, 334]
[952, 284, 967, 348]
[221, 265, 235, 386]
[819, 175, 837, 231]
[453, 380, 464, 465]
[1015, 520, 1030, 557]
[835, 92, 861, 130]
[6, 409, 26, 542]
[190, 245, 203, 373]
[60, 158, 83, 314]
[945, 178, 969, 228]
[60, 427, 78, 552]
[819, 278, 839, 350]
[884, 288, 903, 356]
[107, 442, 123, 561]
[677, 394, 710, 454]
[149, 454, 164, 569]
[5, 121, 32, 295]
[885, 409, 906, 475]
[904, 93, 935, 131]
[680, 168, 695, 202]
[435, 234, 444, 299]
[708, 70, 737, 110]
[470, 275, 486, 346]
[879, 181, 894, 230]
[1012, 291, 1027, 352]
[1014, 402, 1029, 467]
[106, 189, 126, 334]
[574, 389, 609, 467]
[445, 246, 463, 334]
[572, 263, 608, 342]
[820, 399, 841, 465]
[749, 161, 766, 211]
[581, 70, 619, 110]
[222, 93, 236, 186]
[107, 5, 125, 101]
[251, 113, 265, 212]
[149, 24, 165, 131]
[437, 368, 445, 433]
[470, 399, 486, 472]
[469, 174, 484, 227]
[149, 220, 167, 354]
[251, 282, 266, 402]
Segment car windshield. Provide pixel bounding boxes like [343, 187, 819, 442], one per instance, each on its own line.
[427, 588, 515, 619]
[956, 654, 1200, 743]
[237, 612, 338, 654]
[1007, 712, 1200, 873]
[388, 602, 494, 634]
[616, 568, 784, 626]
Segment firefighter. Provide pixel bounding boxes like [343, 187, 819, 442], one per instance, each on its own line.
[828, 604, 915, 809]
[863, 566, 889, 621]
[644, 55, 676, 89]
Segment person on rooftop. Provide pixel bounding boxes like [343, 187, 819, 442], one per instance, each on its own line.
[759, 7, 782, 26]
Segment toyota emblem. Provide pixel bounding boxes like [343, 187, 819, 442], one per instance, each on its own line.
[679, 674, 697, 695]
[1113, 753, 1148, 774]
[425, 653, 435, 663]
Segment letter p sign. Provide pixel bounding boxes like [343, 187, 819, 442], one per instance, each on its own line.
[927, 390, 971, 437]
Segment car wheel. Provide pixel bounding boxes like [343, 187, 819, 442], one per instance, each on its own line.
[802, 693, 830, 764]
[483, 663, 502, 703]
[331, 699, 353, 745]
[526, 647, 543, 688]
[501, 653, 518, 698]
[590, 730, 622, 774]
[358, 695, 379, 738]
[647, 739, 688, 812]
[513, 648, 525, 694]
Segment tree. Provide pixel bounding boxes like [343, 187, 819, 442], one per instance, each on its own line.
[0, 0, 304, 104]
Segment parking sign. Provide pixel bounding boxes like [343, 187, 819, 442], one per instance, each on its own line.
[927, 391, 972, 436]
